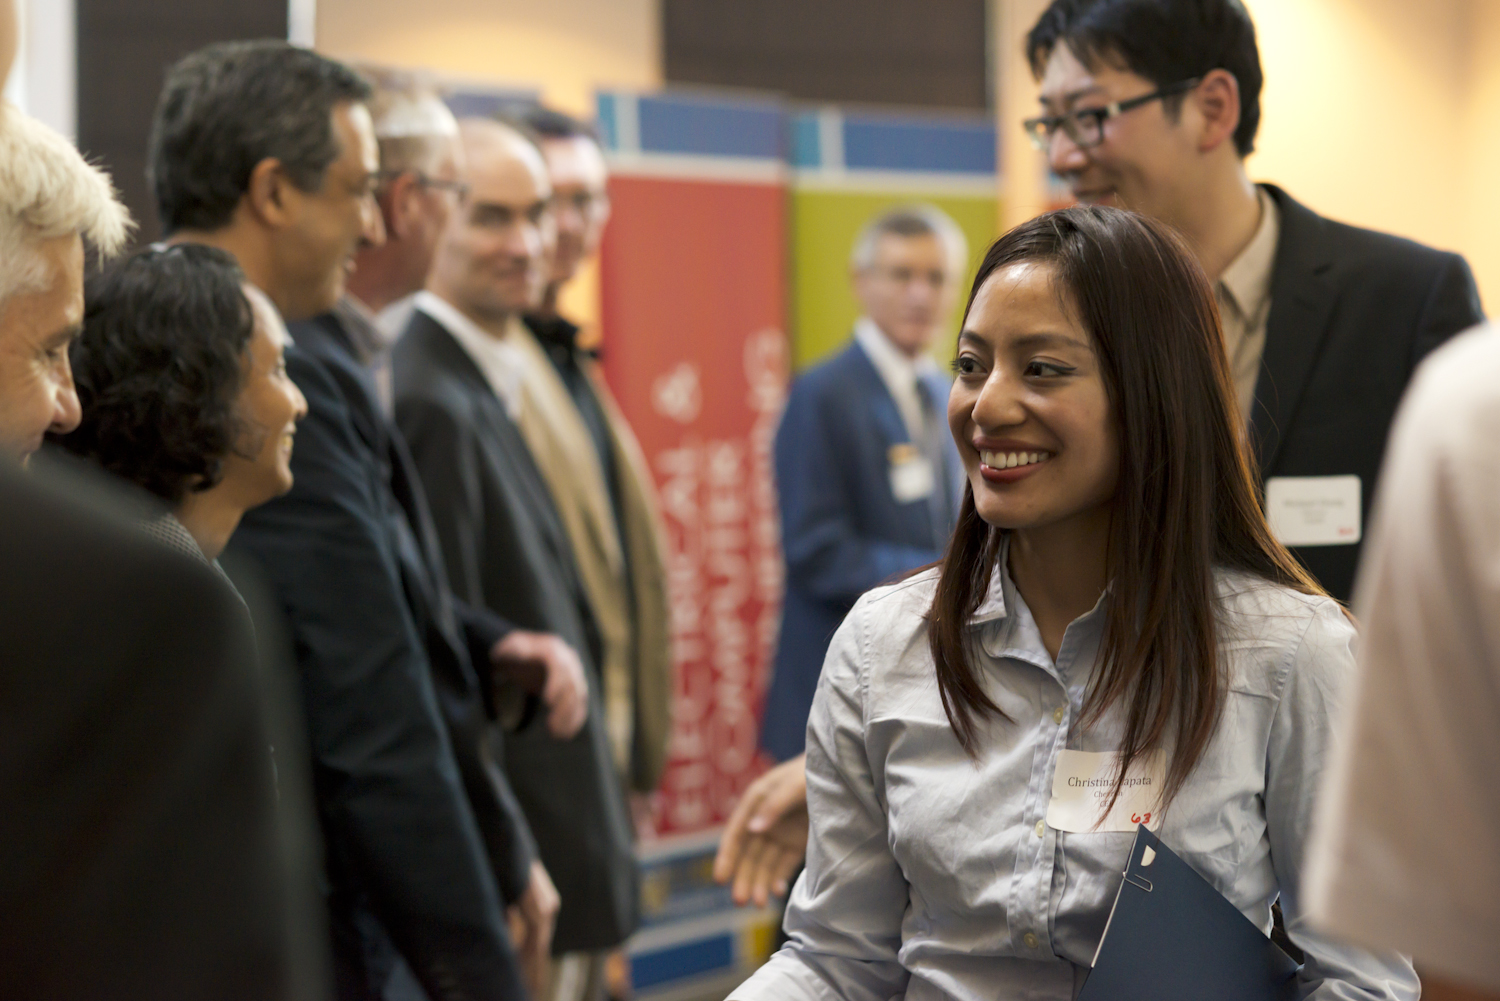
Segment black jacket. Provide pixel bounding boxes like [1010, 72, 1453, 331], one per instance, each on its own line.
[228, 312, 532, 1001]
[1255, 185, 1484, 601]
[395, 306, 639, 954]
[0, 459, 306, 1000]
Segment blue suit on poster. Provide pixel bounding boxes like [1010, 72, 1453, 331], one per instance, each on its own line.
[761, 338, 963, 762]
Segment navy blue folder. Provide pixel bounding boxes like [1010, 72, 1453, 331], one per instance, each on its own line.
[1077, 826, 1300, 1001]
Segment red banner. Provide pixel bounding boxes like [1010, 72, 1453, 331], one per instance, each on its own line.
[599, 172, 787, 837]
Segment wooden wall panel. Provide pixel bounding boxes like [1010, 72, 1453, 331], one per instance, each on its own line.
[76, 0, 287, 243]
[663, 0, 988, 110]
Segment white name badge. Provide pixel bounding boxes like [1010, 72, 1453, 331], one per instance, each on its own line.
[888, 443, 935, 503]
[1046, 749, 1165, 833]
[1265, 475, 1361, 547]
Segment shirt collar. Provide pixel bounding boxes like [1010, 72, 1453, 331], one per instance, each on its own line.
[414, 290, 526, 417]
[854, 317, 941, 386]
[968, 539, 1011, 625]
[333, 294, 384, 367]
[972, 545, 1112, 677]
[966, 536, 1110, 629]
[1216, 186, 1280, 325]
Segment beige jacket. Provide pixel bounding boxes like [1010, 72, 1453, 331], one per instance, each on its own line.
[509, 317, 673, 792]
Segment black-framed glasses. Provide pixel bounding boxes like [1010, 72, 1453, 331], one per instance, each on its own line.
[1022, 77, 1201, 152]
[375, 169, 471, 200]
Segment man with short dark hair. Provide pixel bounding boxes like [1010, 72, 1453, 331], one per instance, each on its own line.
[1024, 0, 1484, 601]
[150, 41, 382, 322]
[147, 41, 535, 1000]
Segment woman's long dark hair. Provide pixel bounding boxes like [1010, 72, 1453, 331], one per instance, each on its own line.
[929, 206, 1321, 810]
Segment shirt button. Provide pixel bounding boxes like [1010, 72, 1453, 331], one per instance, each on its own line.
[1052, 706, 1065, 724]
[1035, 819, 1046, 837]
[1024, 932, 1039, 949]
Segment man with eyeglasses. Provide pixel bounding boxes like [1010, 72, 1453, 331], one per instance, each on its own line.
[714, 204, 968, 913]
[518, 106, 674, 847]
[1024, 0, 1483, 602]
[760, 204, 967, 769]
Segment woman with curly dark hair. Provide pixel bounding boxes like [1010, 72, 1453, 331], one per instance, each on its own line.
[54, 243, 307, 566]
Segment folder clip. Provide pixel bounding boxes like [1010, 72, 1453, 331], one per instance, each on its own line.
[1124, 873, 1154, 892]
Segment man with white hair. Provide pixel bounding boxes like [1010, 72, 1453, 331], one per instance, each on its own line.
[0, 101, 129, 462]
[0, 94, 318, 999]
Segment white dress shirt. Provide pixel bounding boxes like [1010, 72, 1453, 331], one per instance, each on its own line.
[412, 291, 526, 419]
[854, 317, 943, 442]
[730, 546, 1416, 1001]
[1305, 323, 1500, 991]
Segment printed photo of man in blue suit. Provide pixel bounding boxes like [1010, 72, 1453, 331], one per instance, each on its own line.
[760, 204, 968, 763]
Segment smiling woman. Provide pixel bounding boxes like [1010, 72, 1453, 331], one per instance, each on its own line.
[726, 206, 1419, 1001]
[936, 206, 1299, 796]
[50, 244, 308, 564]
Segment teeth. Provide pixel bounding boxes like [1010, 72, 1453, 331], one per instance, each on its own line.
[980, 450, 1051, 470]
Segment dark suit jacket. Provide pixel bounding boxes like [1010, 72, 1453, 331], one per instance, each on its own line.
[1255, 185, 1483, 601]
[394, 307, 639, 953]
[0, 459, 304, 999]
[228, 312, 531, 1001]
[760, 339, 961, 762]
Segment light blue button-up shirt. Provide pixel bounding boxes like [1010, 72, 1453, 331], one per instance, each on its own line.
[732, 552, 1417, 1001]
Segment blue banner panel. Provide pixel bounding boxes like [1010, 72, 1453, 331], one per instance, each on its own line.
[637, 94, 784, 159]
[632, 936, 736, 991]
[842, 113, 996, 173]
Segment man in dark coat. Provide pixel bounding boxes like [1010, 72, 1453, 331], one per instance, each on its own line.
[760, 204, 966, 765]
[148, 42, 581, 999]
[1025, 0, 1483, 601]
[395, 118, 638, 1001]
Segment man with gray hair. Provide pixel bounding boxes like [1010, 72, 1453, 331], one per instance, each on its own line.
[0, 101, 129, 463]
[759, 203, 966, 765]
[715, 205, 968, 911]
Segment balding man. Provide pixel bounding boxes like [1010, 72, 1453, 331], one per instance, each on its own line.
[395, 118, 638, 1001]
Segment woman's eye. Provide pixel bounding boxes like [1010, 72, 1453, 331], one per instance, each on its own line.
[951, 355, 982, 376]
[1024, 360, 1073, 378]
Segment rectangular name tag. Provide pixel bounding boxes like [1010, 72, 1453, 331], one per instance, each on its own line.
[888, 443, 935, 503]
[1265, 475, 1361, 547]
[1047, 749, 1165, 833]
